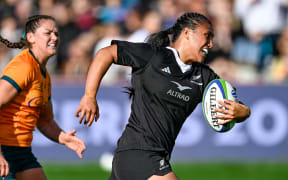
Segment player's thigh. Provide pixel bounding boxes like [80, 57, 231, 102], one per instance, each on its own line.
[16, 167, 46, 180]
[1, 145, 43, 180]
[148, 172, 179, 180]
[111, 150, 173, 180]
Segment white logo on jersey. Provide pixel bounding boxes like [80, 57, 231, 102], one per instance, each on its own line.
[191, 74, 201, 80]
[171, 81, 192, 91]
[167, 89, 190, 102]
[160, 159, 165, 167]
[190, 74, 203, 86]
[159, 159, 169, 171]
[161, 67, 171, 74]
[167, 81, 191, 102]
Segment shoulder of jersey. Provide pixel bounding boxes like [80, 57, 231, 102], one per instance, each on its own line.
[192, 62, 214, 71]
[13, 50, 32, 62]
[152, 47, 174, 64]
[202, 78, 238, 132]
[7, 50, 35, 71]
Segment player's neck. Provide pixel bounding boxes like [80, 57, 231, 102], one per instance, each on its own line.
[29, 48, 48, 68]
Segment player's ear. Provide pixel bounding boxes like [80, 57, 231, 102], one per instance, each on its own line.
[26, 32, 35, 44]
[183, 28, 191, 40]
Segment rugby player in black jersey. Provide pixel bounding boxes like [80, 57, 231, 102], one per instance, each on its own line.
[76, 12, 251, 180]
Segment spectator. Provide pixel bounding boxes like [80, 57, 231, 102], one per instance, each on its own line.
[0, 0, 16, 20]
[14, 0, 34, 27]
[264, 27, 288, 84]
[0, 16, 22, 69]
[98, 0, 128, 23]
[53, 1, 81, 73]
[62, 32, 95, 79]
[37, 0, 55, 16]
[127, 10, 162, 42]
[157, 0, 178, 28]
[205, 0, 235, 64]
[72, 0, 96, 31]
[122, 7, 142, 36]
[232, 0, 283, 71]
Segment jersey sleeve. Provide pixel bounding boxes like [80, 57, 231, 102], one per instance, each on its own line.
[111, 40, 155, 69]
[1, 60, 33, 92]
[200, 64, 220, 93]
[203, 67, 219, 86]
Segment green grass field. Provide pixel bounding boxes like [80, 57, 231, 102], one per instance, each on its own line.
[42, 162, 288, 180]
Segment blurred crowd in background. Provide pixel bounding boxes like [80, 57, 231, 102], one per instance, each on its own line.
[0, 0, 288, 86]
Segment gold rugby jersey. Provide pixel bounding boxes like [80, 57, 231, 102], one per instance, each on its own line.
[0, 48, 51, 147]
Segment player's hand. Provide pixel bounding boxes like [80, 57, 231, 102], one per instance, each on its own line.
[214, 99, 250, 125]
[0, 154, 9, 178]
[59, 130, 86, 158]
[75, 95, 99, 127]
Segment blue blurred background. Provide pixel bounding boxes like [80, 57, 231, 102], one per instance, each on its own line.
[0, 0, 288, 169]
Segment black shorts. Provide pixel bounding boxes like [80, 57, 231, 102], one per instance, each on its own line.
[109, 149, 172, 180]
[1, 145, 42, 179]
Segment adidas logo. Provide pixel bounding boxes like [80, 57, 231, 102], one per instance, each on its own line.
[161, 67, 171, 74]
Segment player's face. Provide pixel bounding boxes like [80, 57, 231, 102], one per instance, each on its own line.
[29, 19, 59, 59]
[187, 22, 213, 63]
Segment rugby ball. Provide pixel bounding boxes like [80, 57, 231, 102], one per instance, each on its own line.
[99, 152, 113, 171]
[202, 79, 238, 132]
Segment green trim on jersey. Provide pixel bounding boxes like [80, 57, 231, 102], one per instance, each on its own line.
[1, 75, 22, 92]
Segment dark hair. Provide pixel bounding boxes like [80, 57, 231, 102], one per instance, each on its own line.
[0, 15, 56, 49]
[146, 12, 213, 48]
[122, 86, 135, 99]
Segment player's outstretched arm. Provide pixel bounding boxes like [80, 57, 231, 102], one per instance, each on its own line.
[75, 44, 117, 127]
[214, 100, 251, 125]
[37, 101, 86, 158]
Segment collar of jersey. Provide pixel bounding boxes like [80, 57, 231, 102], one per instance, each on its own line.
[166, 47, 192, 73]
[29, 49, 46, 78]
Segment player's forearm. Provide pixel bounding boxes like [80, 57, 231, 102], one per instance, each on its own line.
[37, 101, 64, 143]
[85, 45, 117, 98]
[236, 102, 251, 123]
[37, 118, 64, 144]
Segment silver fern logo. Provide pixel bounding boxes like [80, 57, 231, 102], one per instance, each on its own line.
[190, 74, 203, 86]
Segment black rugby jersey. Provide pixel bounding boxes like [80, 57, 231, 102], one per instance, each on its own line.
[111, 40, 219, 156]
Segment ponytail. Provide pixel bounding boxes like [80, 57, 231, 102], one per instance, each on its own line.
[146, 27, 173, 48]
[0, 35, 27, 49]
